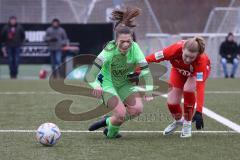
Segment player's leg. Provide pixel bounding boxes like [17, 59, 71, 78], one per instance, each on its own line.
[89, 84, 125, 138]
[118, 83, 143, 121]
[102, 93, 144, 138]
[163, 68, 187, 135]
[163, 87, 184, 135]
[103, 83, 143, 138]
[167, 87, 183, 120]
[124, 92, 143, 121]
[104, 95, 126, 138]
[89, 96, 125, 138]
[102, 92, 143, 138]
[183, 76, 196, 121]
[180, 76, 196, 138]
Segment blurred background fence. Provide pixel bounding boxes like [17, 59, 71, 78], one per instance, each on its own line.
[0, 0, 240, 79]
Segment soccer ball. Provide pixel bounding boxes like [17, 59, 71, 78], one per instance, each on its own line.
[36, 122, 61, 146]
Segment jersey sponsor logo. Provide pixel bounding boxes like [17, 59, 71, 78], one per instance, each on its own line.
[176, 68, 191, 77]
[196, 72, 203, 81]
[112, 68, 128, 77]
[154, 50, 164, 60]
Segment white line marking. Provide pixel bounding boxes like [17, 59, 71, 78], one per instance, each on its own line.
[0, 92, 240, 132]
[161, 94, 240, 133]
[203, 107, 240, 133]
[0, 91, 58, 95]
[0, 130, 237, 134]
[205, 91, 240, 94]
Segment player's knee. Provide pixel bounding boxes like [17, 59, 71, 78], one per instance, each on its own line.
[167, 94, 181, 104]
[184, 80, 196, 92]
[183, 87, 195, 93]
[133, 106, 143, 116]
[111, 115, 125, 124]
[128, 104, 143, 116]
[167, 87, 183, 104]
[136, 107, 143, 116]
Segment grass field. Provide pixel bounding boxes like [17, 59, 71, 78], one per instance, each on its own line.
[0, 79, 239, 160]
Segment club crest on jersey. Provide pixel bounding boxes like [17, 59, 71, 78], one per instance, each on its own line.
[196, 72, 203, 81]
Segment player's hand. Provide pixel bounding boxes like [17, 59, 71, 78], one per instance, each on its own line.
[92, 86, 103, 98]
[192, 111, 204, 130]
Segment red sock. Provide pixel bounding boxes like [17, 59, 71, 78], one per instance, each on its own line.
[183, 92, 195, 121]
[167, 103, 182, 120]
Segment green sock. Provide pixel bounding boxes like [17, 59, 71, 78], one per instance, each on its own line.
[106, 117, 120, 138]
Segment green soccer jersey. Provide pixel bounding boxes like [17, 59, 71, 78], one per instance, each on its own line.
[86, 40, 153, 93]
[97, 41, 147, 87]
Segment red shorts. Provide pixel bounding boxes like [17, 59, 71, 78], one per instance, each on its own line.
[169, 68, 188, 89]
[169, 67, 211, 89]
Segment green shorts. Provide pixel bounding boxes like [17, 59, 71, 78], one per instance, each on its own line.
[102, 81, 139, 104]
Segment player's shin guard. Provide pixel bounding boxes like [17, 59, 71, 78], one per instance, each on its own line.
[183, 92, 195, 121]
[167, 104, 182, 120]
[106, 117, 120, 138]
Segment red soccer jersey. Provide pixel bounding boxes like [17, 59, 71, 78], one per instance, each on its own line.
[146, 40, 211, 112]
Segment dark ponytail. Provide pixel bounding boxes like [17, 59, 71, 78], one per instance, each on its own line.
[103, 7, 141, 51]
[111, 7, 141, 29]
[111, 7, 141, 38]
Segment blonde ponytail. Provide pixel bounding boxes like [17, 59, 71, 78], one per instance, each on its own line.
[184, 36, 206, 54]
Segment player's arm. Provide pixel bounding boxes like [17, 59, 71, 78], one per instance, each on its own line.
[145, 50, 165, 63]
[192, 58, 210, 129]
[195, 62, 210, 113]
[134, 43, 153, 99]
[85, 58, 102, 89]
[85, 51, 107, 98]
[139, 61, 153, 95]
[146, 41, 184, 63]
[196, 80, 205, 112]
